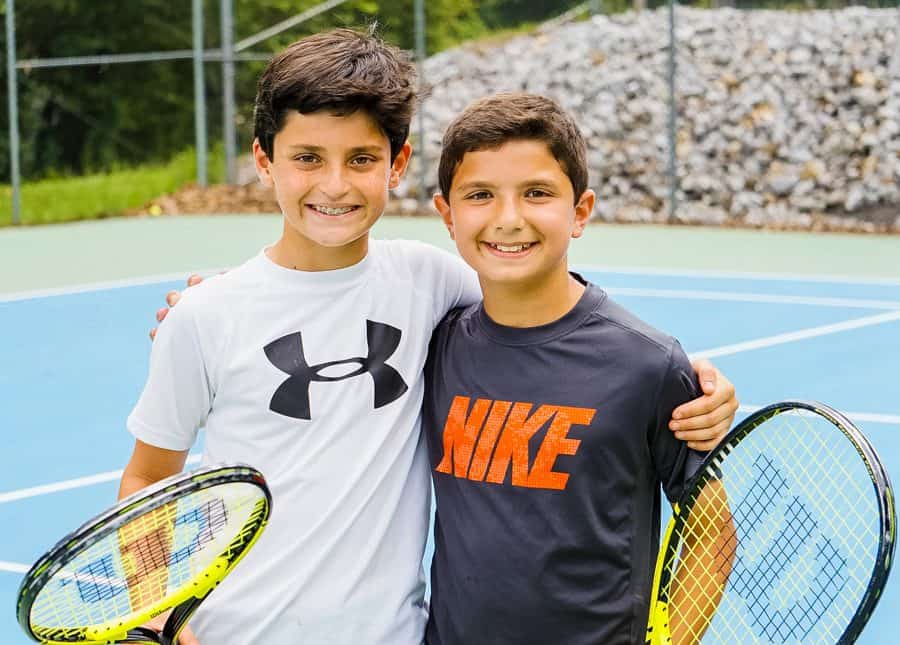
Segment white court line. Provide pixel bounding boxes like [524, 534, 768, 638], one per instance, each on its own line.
[2, 267, 896, 507]
[738, 404, 900, 426]
[605, 287, 900, 310]
[0, 561, 29, 574]
[0, 454, 202, 505]
[3, 264, 898, 303]
[691, 309, 900, 360]
[577, 264, 900, 286]
[0, 268, 227, 303]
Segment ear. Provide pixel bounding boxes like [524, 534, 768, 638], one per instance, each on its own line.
[433, 193, 454, 240]
[571, 189, 595, 239]
[389, 141, 413, 189]
[253, 138, 274, 188]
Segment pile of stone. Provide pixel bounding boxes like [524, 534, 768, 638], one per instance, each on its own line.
[394, 6, 900, 233]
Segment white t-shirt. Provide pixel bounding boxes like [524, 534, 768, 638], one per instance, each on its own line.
[127, 239, 480, 644]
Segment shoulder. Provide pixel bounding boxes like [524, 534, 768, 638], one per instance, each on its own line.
[439, 301, 480, 327]
[368, 239, 472, 310]
[370, 239, 465, 274]
[426, 303, 481, 374]
[164, 254, 264, 320]
[433, 301, 481, 342]
[585, 287, 679, 366]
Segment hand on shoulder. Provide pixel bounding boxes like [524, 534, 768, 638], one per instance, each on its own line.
[669, 358, 739, 452]
[149, 274, 204, 341]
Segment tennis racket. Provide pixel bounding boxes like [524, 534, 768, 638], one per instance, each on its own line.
[17, 463, 271, 645]
[646, 401, 895, 645]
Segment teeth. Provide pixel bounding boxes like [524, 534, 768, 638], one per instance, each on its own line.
[312, 205, 355, 216]
[489, 242, 533, 253]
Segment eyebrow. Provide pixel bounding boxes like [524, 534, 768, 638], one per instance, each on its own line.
[454, 181, 495, 192]
[284, 144, 383, 155]
[454, 178, 560, 192]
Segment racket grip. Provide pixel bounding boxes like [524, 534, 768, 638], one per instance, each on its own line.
[126, 625, 165, 643]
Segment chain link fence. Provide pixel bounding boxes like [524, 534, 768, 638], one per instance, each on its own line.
[3, 0, 899, 231]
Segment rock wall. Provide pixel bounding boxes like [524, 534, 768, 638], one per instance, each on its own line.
[395, 7, 900, 233]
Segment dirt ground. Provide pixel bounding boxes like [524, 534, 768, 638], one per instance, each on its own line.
[132, 182, 899, 234]
[131, 181, 430, 216]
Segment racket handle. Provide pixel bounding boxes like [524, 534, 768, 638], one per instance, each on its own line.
[126, 625, 166, 643]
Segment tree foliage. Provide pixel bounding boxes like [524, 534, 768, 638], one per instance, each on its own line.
[1, 0, 502, 180]
[2, 0, 884, 181]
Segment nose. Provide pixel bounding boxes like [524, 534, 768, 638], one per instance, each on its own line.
[319, 163, 351, 200]
[493, 194, 524, 232]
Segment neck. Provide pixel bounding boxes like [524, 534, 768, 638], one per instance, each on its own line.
[268, 223, 368, 271]
[481, 265, 584, 328]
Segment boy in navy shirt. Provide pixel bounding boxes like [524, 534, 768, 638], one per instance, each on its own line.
[425, 93, 728, 644]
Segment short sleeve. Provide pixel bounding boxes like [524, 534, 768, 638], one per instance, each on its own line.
[126, 294, 213, 451]
[427, 245, 481, 324]
[649, 340, 703, 503]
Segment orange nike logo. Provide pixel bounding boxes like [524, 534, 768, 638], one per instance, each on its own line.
[435, 396, 596, 490]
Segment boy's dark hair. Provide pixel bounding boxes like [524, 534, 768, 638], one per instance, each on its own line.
[254, 27, 417, 161]
[438, 93, 589, 204]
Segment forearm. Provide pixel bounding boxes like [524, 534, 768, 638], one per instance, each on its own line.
[118, 439, 189, 500]
[669, 539, 728, 644]
[669, 482, 736, 644]
[118, 470, 161, 500]
[117, 440, 189, 612]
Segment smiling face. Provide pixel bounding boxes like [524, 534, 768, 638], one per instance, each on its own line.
[255, 109, 411, 270]
[434, 139, 594, 291]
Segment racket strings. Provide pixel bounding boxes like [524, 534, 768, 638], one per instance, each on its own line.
[664, 410, 879, 644]
[786, 412, 877, 639]
[119, 505, 178, 611]
[29, 484, 261, 638]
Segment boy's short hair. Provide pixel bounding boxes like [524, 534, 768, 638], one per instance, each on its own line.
[254, 26, 417, 161]
[438, 93, 589, 204]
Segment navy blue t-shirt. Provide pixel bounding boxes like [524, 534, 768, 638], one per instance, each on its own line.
[423, 279, 702, 645]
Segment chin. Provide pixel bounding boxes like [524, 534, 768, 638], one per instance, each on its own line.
[480, 268, 538, 286]
[304, 220, 370, 242]
[315, 234, 367, 249]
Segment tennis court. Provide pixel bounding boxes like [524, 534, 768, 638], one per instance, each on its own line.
[1, 215, 898, 643]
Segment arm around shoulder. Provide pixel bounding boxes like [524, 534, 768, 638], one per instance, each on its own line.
[425, 243, 480, 319]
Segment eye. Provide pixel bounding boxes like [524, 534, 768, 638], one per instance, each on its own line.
[350, 155, 376, 167]
[294, 154, 319, 164]
[525, 188, 551, 199]
[466, 190, 492, 201]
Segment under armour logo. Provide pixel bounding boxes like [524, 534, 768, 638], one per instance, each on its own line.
[264, 320, 408, 420]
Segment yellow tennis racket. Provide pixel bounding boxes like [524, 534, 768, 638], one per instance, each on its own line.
[646, 401, 895, 644]
[16, 464, 271, 645]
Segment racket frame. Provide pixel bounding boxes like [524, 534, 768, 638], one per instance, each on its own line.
[16, 463, 272, 644]
[646, 400, 896, 645]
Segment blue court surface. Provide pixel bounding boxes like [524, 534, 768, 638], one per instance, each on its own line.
[1, 266, 898, 643]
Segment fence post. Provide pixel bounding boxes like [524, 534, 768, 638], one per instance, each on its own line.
[414, 0, 428, 211]
[193, 0, 208, 187]
[221, 0, 237, 184]
[6, 0, 21, 224]
[667, 0, 678, 222]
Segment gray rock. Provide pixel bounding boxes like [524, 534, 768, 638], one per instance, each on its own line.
[731, 191, 765, 216]
[768, 171, 801, 196]
[615, 204, 656, 223]
[405, 6, 900, 232]
[677, 203, 730, 225]
[845, 185, 866, 212]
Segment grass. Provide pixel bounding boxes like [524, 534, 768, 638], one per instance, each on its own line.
[0, 148, 225, 227]
[462, 22, 542, 51]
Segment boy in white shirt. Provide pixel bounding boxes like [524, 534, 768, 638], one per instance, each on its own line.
[130, 27, 738, 645]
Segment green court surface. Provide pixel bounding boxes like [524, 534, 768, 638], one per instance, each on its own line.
[0, 215, 898, 294]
